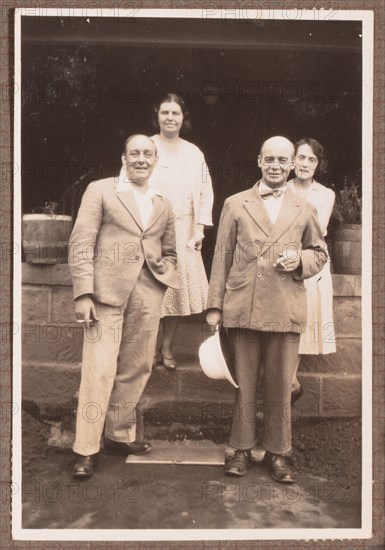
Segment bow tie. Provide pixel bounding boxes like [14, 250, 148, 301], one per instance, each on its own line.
[259, 187, 286, 199]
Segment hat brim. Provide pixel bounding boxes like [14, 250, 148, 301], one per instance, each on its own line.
[199, 328, 238, 388]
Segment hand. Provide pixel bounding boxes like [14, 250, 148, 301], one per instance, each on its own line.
[273, 250, 301, 272]
[75, 295, 99, 329]
[206, 308, 222, 334]
[186, 229, 204, 251]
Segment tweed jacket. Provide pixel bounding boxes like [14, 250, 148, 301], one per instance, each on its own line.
[68, 177, 179, 306]
[206, 184, 328, 333]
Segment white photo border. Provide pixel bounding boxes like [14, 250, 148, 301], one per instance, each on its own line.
[13, 7, 373, 542]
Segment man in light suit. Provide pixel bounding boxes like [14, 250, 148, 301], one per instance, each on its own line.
[206, 136, 327, 483]
[69, 134, 178, 477]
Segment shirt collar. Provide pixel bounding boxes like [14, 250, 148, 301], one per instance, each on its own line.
[117, 166, 162, 197]
[258, 179, 287, 195]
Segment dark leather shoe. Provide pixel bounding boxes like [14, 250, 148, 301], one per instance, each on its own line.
[104, 437, 152, 455]
[291, 385, 304, 404]
[73, 453, 98, 478]
[160, 351, 177, 371]
[225, 449, 251, 476]
[263, 451, 295, 483]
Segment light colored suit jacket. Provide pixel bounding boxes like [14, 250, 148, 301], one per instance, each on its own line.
[207, 184, 328, 333]
[68, 177, 179, 306]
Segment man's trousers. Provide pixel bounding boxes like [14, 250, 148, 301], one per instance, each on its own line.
[73, 267, 165, 456]
[227, 328, 300, 455]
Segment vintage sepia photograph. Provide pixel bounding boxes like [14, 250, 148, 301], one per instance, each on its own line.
[12, 7, 373, 542]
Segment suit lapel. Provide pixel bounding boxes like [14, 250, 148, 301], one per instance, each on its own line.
[261, 188, 302, 257]
[243, 186, 273, 237]
[145, 194, 166, 231]
[116, 190, 144, 230]
[242, 185, 302, 259]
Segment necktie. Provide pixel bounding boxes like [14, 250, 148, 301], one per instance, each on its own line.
[260, 187, 285, 199]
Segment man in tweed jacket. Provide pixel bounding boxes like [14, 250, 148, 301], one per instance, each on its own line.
[206, 136, 327, 483]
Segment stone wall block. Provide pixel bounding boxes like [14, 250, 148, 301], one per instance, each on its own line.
[22, 323, 83, 363]
[22, 363, 81, 405]
[333, 297, 361, 336]
[22, 263, 72, 286]
[179, 368, 236, 401]
[295, 374, 321, 420]
[50, 287, 77, 322]
[300, 338, 361, 374]
[22, 287, 50, 323]
[332, 274, 361, 296]
[144, 367, 179, 399]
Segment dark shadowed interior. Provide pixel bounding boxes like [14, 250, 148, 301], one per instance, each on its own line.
[21, 16, 362, 270]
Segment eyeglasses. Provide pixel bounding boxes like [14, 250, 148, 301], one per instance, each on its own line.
[295, 155, 318, 167]
[261, 159, 292, 167]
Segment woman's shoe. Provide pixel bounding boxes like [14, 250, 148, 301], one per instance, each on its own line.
[160, 351, 177, 370]
[152, 351, 161, 368]
[291, 385, 304, 404]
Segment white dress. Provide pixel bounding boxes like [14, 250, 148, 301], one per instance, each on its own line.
[288, 180, 337, 354]
[149, 136, 212, 317]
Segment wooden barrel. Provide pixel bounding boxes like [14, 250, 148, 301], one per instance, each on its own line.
[332, 223, 362, 275]
[22, 213, 73, 264]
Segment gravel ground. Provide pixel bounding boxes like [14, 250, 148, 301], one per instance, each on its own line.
[145, 416, 362, 499]
[19, 410, 362, 530]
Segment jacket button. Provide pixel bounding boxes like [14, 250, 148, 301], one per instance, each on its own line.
[257, 273, 262, 278]
[281, 275, 286, 279]
[284, 239, 289, 244]
[135, 255, 140, 260]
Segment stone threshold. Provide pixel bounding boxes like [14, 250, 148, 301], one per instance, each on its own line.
[125, 440, 266, 465]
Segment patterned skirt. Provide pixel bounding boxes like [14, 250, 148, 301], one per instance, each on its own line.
[161, 213, 208, 317]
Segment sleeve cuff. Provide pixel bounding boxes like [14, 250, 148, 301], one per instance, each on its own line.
[292, 261, 303, 280]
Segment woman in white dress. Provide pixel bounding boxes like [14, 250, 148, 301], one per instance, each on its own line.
[288, 138, 336, 401]
[149, 93, 214, 370]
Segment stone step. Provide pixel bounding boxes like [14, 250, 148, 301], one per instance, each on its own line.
[22, 357, 361, 432]
[21, 304, 362, 423]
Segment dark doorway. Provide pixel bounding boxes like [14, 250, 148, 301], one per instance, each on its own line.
[21, 16, 362, 270]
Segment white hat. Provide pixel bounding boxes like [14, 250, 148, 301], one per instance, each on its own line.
[199, 328, 238, 388]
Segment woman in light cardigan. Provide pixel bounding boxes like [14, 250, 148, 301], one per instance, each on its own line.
[288, 138, 336, 402]
[149, 93, 214, 370]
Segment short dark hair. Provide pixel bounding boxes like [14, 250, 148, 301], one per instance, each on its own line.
[294, 137, 327, 177]
[152, 93, 192, 133]
[122, 134, 157, 156]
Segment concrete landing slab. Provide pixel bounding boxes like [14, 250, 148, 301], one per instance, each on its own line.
[125, 440, 226, 465]
[125, 440, 266, 465]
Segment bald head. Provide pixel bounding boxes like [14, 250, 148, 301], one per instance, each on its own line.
[259, 136, 294, 158]
[258, 136, 294, 188]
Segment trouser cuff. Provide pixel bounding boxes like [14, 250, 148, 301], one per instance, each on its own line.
[73, 443, 100, 456]
[229, 438, 257, 451]
[263, 442, 292, 455]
